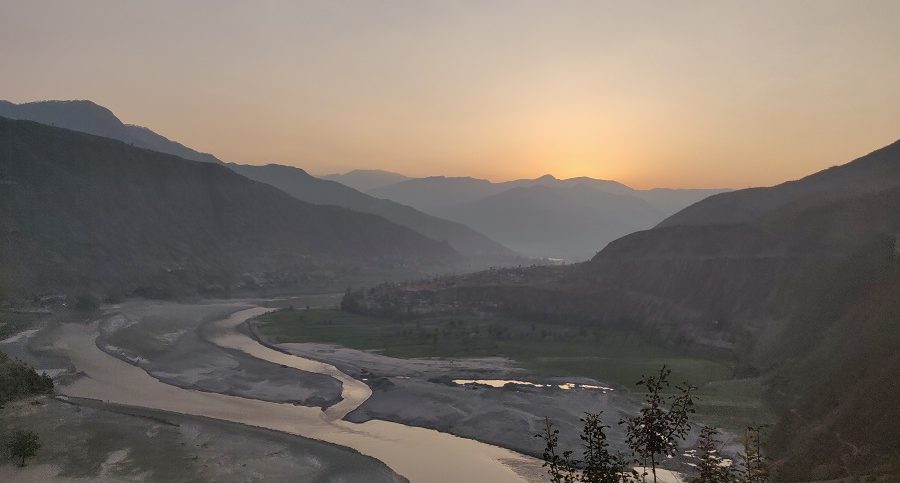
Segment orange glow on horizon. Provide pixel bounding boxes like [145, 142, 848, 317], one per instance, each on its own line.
[1, 1, 898, 189]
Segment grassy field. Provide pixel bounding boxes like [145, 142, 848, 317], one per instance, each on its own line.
[256, 308, 773, 432]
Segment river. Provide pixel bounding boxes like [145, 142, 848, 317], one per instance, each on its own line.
[52, 307, 544, 483]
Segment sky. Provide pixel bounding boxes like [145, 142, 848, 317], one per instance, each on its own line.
[1, 1, 899, 189]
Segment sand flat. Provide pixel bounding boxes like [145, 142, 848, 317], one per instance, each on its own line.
[53, 310, 543, 483]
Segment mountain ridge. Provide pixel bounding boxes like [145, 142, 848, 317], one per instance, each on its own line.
[320, 169, 410, 192]
[0, 99, 516, 262]
[0, 117, 458, 301]
[658, 138, 900, 228]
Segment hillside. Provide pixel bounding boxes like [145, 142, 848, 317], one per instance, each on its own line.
[763, 235, 900, 479]
[346, 138, 900, 479]
[0, 100, 221, 164]
[659, 138, 900, 227]
[0, 100, 514, 262]
[0, 118, 458, 302]
[230, 164, 517, 260]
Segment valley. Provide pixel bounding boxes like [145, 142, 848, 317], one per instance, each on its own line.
[254, 308, 770, 434]
[3, 300, 546, 482]
[3, 9, 899, 478]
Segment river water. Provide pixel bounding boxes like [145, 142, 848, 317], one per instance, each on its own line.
[53, 307, 543, 483]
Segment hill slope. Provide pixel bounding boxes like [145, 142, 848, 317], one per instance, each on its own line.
[0, 118, 458, 301]
[0, 100, 514, 261]
[0, 100, 221, 164]
[659, 139, 900, 227]
[347, 138, 900, 479]
[230, 164, 517, 260]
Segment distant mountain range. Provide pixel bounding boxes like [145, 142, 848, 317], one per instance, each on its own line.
[437, 183, 662, 261]
[363, 173, 728, 260]
[320, 169, 410, 192]
[0, 117, 458, 301]
[350, 137, 900, 478]
[228, 164, 516, 260]
[4, 99, 731, 262]
[0, 100, 517, 262]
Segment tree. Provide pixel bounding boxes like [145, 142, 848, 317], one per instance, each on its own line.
[580, 412, 629, 483]
[7, 430, 41, 467]
[537, 417, 577, 483]
[537, 414, 629, 483]
[689, 426, 736, 483]
[622, 365, 696, 483]
[736, 425, 769, 483]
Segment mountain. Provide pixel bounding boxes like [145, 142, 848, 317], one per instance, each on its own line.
[0, 100, 221, 164]
[347, 138, 900, 478]
[0, 100, 515, 261]
[370, 174, 726, 260]
[369, 173, 725, 217]
[436, 183, 663, 260]
[658, 139, 900, 227]
[320, 169, 410, 192]
[0, 117, 458, 302]
[229, 164, 518, 260]
[368, 176, 503, 213]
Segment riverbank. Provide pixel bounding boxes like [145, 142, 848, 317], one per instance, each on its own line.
[46, 307, 544, 483]
[0, 396, 403, 482]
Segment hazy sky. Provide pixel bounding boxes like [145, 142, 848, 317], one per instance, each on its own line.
[2, 1, 899, 188]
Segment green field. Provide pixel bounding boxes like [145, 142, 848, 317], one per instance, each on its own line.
[255, 308, 773, 432]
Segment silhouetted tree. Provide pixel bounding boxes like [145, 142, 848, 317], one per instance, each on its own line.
[622, 365, 696, 483]
[7, 430, 40, 467]
[580, 412, 629, 482]
[537, 417, 577, 483]
[689, 426, 736, 482]
[537, 414, 630, 483]
[736, 425, 769, 483]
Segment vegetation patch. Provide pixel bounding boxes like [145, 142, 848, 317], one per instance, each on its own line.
[255, 308, 772, 431]
[0, 351, 53, 407]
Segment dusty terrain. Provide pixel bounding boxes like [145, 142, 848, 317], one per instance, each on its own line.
[0, 298, 698, 481]
[19, 303, 544, 482]
[268, 338, 641, 456]
[0, 396, 404, 482]
[96, 300, 343, 407]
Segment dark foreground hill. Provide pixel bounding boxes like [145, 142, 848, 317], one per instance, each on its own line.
[0, 100, 516, 262]
[0, 100, 221, 164]
[0, 118, 458, 302]
[658, 139, 900, 227]
[347, 138, 900, 479]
